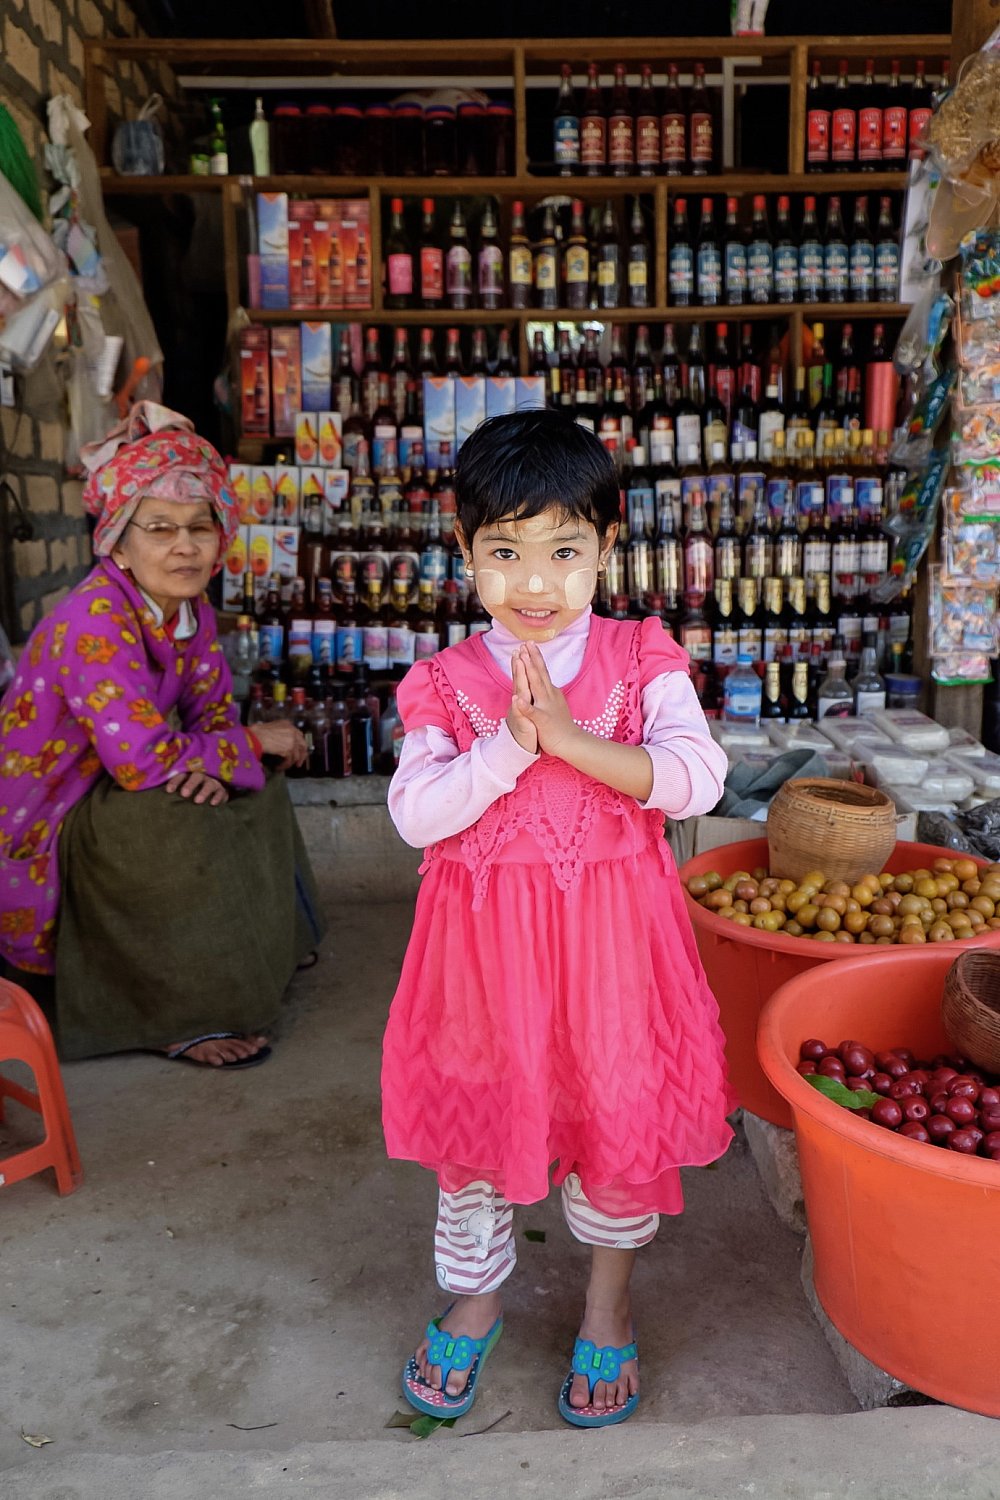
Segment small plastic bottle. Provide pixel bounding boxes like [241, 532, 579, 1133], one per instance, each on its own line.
[723, 653, 762, 724]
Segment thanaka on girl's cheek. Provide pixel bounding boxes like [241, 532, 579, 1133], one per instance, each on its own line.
[564, 567, 597, 610]
[476, 569, 507, 607]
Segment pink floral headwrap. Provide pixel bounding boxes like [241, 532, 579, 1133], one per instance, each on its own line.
[81, 401, 239, 569]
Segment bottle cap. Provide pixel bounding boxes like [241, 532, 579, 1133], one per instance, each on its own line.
[737, 653, 753, 665]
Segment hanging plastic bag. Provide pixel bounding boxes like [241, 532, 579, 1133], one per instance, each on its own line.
[110, 94, 165, 177]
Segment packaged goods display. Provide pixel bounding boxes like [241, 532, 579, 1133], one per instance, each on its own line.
[252, 193, 372, 311]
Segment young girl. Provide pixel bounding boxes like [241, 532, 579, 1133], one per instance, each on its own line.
[383, 410, 733, 1428]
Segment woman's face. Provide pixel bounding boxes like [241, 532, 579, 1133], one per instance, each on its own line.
[111, 496, 220, 614]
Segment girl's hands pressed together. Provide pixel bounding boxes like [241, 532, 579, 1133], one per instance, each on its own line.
[507, 649, 538, 754]
[517, 643, 581, 759]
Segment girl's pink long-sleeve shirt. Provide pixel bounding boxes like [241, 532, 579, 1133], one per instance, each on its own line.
[389, 608, 727, 849]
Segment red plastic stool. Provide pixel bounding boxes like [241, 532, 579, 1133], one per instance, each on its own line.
[0, 980, 82, 1195]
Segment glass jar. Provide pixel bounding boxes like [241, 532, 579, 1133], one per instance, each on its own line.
[393, 102, 423, 176]
[304, 104, 335, 175]
[487, 102, 514, 176]
[272, 103, 304, 175]
[334, 104, 365, 175]
[424, 104, 457, 176]
[365, 104, 393, 175]
[457, 101, 487, 176]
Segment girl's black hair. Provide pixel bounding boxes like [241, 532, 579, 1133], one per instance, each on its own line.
[455, 410, 621, 542]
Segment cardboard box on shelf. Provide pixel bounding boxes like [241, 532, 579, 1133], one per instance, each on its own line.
[250, 466, 276, 525]
[423, 375, 455, 469]
[270, 325, 302, 438]
[221, 528, 248, 612]
[274, 525, 301, 583]
[515, 375, 546, 410]
[340, 197, 371, 309]
[486, 374, 516, 419]
[323, 469, 350, 536]
[274, 464, 301, 526]
[300, 322, 332, 411]
[257, 192, 289, 310]
[455, 375, 487, 449]
[239, 327, 271, 435]
[228, 462, 254, 525]
[318, 411, 343, 467]
[246, 525, 274, 603]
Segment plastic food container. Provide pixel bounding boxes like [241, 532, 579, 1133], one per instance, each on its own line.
[767, 722, 832, 752]
[860, 741, 930, 787]
[757, 946, 1000, 1416]
[710, 721, 773, 751]
[921, 760, 977, 801]
[947, 746, 1000, 794]
[869, 709, 951, 753]
[882, 786, 959, 816]
[817, 717, 895, 754]
[679, 837, 1000, 1128]
[948, 726, 987, 758]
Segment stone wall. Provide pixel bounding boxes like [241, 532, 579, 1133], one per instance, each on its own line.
[0, 0, 170, 640]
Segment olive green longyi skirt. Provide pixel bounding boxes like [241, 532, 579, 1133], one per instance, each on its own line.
[48, 772, 323, 1060]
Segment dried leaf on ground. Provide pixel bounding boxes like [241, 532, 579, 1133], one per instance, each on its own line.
[409, 1414, 457, 1438]
[20, 1430, 53, 1448]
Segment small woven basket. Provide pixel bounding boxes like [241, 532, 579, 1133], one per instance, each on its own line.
[942, 949, 1000, 1074]
[767, 777, 897, 885]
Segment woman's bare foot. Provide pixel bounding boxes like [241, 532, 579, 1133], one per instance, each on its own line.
[569, 1294, 639, 1411]
[164, 1034, 269, 1066]
[414, 1291, 502, 1397]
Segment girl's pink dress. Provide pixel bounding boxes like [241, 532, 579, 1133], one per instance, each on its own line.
[381, 613, 735, 1215]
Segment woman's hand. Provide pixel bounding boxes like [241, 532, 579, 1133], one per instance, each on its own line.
[252, 720, 309, 771]
[165, 771, 229, 806]
[506, 650, 538, 754]
[516, 643, 581, 759]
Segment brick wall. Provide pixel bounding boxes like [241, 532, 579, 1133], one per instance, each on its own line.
[0, 0, 171, 640]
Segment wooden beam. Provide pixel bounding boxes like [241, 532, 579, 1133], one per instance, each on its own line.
[303, 0, 338, 39]
[951, 0, 1000, 71]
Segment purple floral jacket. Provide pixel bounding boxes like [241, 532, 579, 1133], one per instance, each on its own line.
[0, 560, 263, 974]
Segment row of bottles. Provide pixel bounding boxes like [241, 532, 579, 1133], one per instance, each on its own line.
[668, 192, 900, 307]
[243, 664, 403, 778]
[549, 60, 719, 176]
[721, 634, 889, 724]
[805, 56, 948, 171]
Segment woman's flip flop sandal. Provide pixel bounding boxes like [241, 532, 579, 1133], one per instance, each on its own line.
[165, 1033, 272, 1069]
[402, 1306, 503, 1419]
[557, 1336, 640, 1428]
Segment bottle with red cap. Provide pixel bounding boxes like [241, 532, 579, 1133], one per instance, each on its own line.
[806, 60, 831, 171]
[774, 195, 799, 304]
[635, 64, 659, 176]
[881, 59, 908, 169]
[831, 59, 856, 171]
[418, 198, 443, 311]
[581, 62, 607, 177]
[723, 196, 748, 306]
[907, 59, 933, 162]
[747, 195, 774, 305]
[688, 62, 715, 175]
[660, 62, 686, 176]
[609, 62, 635, 176]
[856, 57, 883, 170]
[384, 197, 413, 310]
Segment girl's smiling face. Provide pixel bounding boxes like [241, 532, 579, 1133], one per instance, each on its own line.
[458, 507, 617, 642]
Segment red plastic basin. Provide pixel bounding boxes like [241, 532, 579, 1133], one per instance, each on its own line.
[679, 838, 1000, 1128]
[757, 946, 1000, 1416]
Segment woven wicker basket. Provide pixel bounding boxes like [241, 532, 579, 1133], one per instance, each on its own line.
[942, 949, 1000, 1073]
[766, 777, 897, 885]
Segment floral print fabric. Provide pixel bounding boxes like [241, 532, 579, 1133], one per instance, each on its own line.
[0, 560, 263, 974]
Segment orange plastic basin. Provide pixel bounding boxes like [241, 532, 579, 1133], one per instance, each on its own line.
[757, 946, 1000, 1416]
[679, 838, 1000, 1128]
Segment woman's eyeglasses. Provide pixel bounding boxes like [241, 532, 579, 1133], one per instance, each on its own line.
[127, 519, 219, 545]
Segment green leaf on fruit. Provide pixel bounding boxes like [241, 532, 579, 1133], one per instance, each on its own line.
[806, 1074, 879, 1110]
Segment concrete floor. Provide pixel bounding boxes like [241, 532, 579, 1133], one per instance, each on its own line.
[2, 873, 1000, 1497]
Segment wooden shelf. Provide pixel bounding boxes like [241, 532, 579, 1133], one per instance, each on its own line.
[244, 302, 909, 326]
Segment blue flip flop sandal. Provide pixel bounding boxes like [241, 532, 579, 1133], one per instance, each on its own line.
[557, 1336, 640, 1428]
[402, 1305, 503, 1419]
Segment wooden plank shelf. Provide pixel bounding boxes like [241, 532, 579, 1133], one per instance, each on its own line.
[244, 303, 909, 325]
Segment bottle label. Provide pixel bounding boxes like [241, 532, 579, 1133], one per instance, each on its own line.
[807, 107, 831, 164]
[415, 632, 439, 660]
[798, 239, 824, 299]
[388, 625, 416, 668]
[762, 626, 787, 663]
[478, 245, 503, 296]
[509, 244, 532, 286]
[363, 624, 390, 672]
[831, 537, 861, 577]
[628, 252, 649, 290]
[758, 412, 784, 462]
[597, 252, 619, 288]
[372, 424, 398, 477]
[565, 244, 589, 284]
[387, 253, 413, 296]
[336, 624, 363, 671]
[738, 625, 762, 660]
[855, 687, 887, 716]
[822, 240, 848, 298]
[857, 106, 883, 161]
[796, 479, 824, 522]
[747, 241, 772, 302]
[654, 473, 681, 516]
[875, 241, 899, 297]
[765, 476, 792, 527]
[676, 412, 702, 462]
[860, 535, 889, 573]
[636, 114, 659, 166]
[855, 474, 882, 520]
[774, 244, 798, 299]
[312, 620, 336, 665]
[690, 110, 713, 164]
[445, 622, 467, 647]
[668, 243, 694, 299]
[724, 674, 762, 720]
[661, 113, 685, 165]
[803, 536, 831, 579]
[681, 623, 712, 662]
[882, 104, 907, 159]
[713, 625, 739, 667]
[554, 114, 580, 164]
[580, 115, 606, 166]
[849, 241, 875, 298]
[536, 247, 558, 290]
[288, 620, 312, 661]
[609, 115, 634, 166]
[725, 242, 749, 300]
[831, 106, 856, 162]
[420, 247, 444, 300]
[258, 624, 284, 663]
[696, 244, 722, 303]
[445, 246, 472, 296]
[909, 106, 932, 158]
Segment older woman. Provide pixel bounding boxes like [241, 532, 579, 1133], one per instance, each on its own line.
[0, 403, 322, 1068]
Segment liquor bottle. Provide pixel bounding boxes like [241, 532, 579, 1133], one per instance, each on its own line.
[816, 642, 853, 719]
[774, 486, 803, 579]
[596, 200, 622, 310]
[445, 202, 472, 311]
[875, 196, 899, 303]
[533, 203, 559, 310]
[786, 575, 811, 659]
[696, 196, 722, 308]
[348, 671, 376, 776]
[830, 469, 860, 606]
[746, 195, 773, 306]
[712, 577, 739, 668]
[632, 322, 655, 415]
[823, 195, 849, 303]
[384, 196, 413, 309]
[351, 436, 377, 522]
[284, 687, 312, 779]
[683, 487, 714, 605]
[806, 59, 831, 171]
[743, 476, 773, 580]
[675, 323, 705, 465]
[609, 62, 635, 176]
[564, 198, 590, 310]
[688, 61, 714, 175]
[599, 336, 633, 463]
[713, 477, 740, 582]
[360, 326, 383, 424]
[388, 577, 416, 677]
[758, 372, 785, 461]
[787, 658, 811, 719]
[209, 96, 228, 175]
[806, 321, 827, 411]
[733, 353, 761, 448]
[724, 195, 749, 306]
[477, 201, 504, 310]
[660, 62, 686, 176]
[508, 200, 533, 311]
[334, 336, 359, 420]
[711, 321, 736, 425]
[654, 488, 683, 621]
[554, 63, 580, 174]
[661, 318, 682, 402]
[389, 328, 412, 426]
[668, 197, 694, 307]
[762, 576, 787, 662]
[434, 577, 466, 649]
[335, 583, 363, 677]
[831, 59, 856, 171]
[416, 325, 439, 380]
[627, 198, 651, 309]
[736, 576, 762, 661]
[257, 572, 286, 670]
[834, 322, 858, 412]
[761, 659, 784, 722]
[468, 325, 489, 376]
[882, 59, 908, 169]
[702, 383, 728, 463]
[774, 194, 799, 304]
[908, 59, 932, 162]
[856, 57, 883, 169]
[798, 196, 823, 304]
[443, 326, 464, 375]
[495, 325, 517, 375]
[417, 199, 444, 311]
[635, 64, 659, 176]
[801, 484, 831, 599]
[849, 195, 875, 303]
[581, 62, 607, 176]
[723, 653, 762, 723]
[371, 374, 400, 478]
[786, 365, 811, 438]
[626, 448, 654, 605]
[581, 325, 604, 408]
[556, 327, 577, 411]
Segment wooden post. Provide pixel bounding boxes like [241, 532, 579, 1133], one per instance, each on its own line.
[951, 0, 1000, 69]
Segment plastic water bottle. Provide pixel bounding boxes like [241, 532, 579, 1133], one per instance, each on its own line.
[723, 653, 762, 724]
